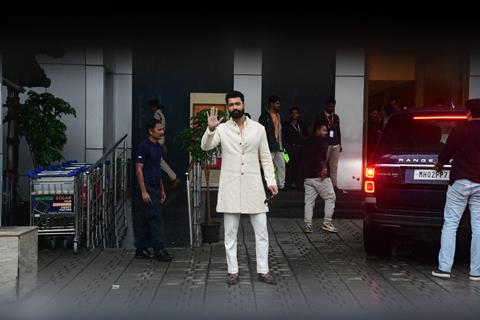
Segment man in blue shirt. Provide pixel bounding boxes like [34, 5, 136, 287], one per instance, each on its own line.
[135, 119, 172, 261]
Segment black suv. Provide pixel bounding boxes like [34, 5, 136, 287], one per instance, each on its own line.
[363, 108, 469, 255]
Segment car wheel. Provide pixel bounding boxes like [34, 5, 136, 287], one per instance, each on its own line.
[363, 219, 392, 257]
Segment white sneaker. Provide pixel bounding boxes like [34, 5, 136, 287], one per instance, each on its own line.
[304, 224, 313, 233]
[322, 222, 338, 233]
[470, 274, 480, 281]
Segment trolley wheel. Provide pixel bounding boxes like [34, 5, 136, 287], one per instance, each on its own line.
[62, 238, 73, 249]
[39, 237, 49, 250]
[49, 238, 56, 250]
[73, 241, 79, 254]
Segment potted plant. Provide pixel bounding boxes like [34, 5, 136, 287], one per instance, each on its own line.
[175, 108, 227, 243]
[18, 90, 77, 167]
[8, 91, 76, 226]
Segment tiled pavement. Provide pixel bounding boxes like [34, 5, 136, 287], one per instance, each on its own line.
[5, 218, 480, 319]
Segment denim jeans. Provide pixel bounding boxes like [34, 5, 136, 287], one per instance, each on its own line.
[438, 179, 480, 276]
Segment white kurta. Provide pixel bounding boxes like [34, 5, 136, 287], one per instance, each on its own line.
[201, 117, 276, 214]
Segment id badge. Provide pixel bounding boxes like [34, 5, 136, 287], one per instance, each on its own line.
[329, 130, 335, 138]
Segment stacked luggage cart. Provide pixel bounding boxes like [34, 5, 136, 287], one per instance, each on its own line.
[29, 163, 88, 253]
[28, 135, 129, 253]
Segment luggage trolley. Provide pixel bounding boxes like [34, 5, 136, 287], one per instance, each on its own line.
[28, 165, 89, 253]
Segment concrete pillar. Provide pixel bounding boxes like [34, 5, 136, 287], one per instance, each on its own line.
[0, 52, 3, 224]
[334, 49, 365, 190]
[233, 48, 262, 121]
[104, 48, 132, 152]
[85, 48, 105, 163]
[469, 49, 480, 99]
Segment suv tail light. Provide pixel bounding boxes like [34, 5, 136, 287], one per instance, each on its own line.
[364, 166, 375, 194]
[365, 167, 375, 179]
[413, 115, 467, 120]
[364, 181, 375, 193]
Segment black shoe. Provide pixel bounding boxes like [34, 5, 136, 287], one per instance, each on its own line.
[227, 273, 239, 285]
[432, 269, 451, 279]
[155, 249, 173, 262]
[258, 273, 276, 285]
[334, 186, 348, 194]
[135, 249, 152, 259]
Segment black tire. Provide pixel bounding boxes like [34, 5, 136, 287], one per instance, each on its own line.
[62, 238, 74, 249]
[49, 238, 57, 250]
[73, 241, 79, 254]
[363, 218, 392, 257]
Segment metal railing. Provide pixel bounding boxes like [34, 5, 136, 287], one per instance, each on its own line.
[1, 170, 16, 227]
[186, 161, 203, 247]
[85, 134, 129, 249]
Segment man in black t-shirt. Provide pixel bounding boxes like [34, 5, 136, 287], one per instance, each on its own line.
[135, 119, 173, 262]
[283, 106, 308, 190]
[432, 99, 480, 281]
[313, 97, 345, 194]
[301, 123, 337, 234]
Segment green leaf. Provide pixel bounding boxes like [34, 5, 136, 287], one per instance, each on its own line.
[18, 91, 76, 167]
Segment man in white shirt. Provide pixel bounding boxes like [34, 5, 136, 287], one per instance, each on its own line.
[201, 91, 278, 285]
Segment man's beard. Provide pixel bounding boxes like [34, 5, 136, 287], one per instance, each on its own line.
[230, 109, 244, 119]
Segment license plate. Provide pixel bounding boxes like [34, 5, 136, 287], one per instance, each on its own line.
[413, 169, 450, 181]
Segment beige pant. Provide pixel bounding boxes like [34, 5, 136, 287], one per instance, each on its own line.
[160, 159, 176, 181]
[158, 137, 176, 181]
[304, 177, 336, 225]
[224, 213, 269, 274]
[271, 151, 286, 189]
[326, 145, 341, 187]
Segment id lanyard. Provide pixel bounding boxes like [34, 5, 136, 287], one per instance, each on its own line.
[291, 122, 302, 135]
[325, 113, 335, 138]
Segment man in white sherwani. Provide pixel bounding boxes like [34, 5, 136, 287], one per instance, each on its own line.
[201, 90, 278, 285]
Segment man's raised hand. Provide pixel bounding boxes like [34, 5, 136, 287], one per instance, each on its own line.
[207, 107, 224, 131]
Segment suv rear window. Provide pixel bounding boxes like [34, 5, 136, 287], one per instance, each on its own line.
[377, 114, 463, 153]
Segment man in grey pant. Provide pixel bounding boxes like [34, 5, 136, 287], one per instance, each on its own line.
[301, 123, 337, 233]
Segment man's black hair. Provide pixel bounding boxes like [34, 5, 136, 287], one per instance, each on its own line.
[268, 95, 281, 105]
[145, 119, 164, 131]
[225, 91, 245, 103]
[466, 98, 480, 118]
[289, 106, 300, 114]
[148, 99, 164, 109]
[325, 97, 336, 105]
[313, 122, 328, 132]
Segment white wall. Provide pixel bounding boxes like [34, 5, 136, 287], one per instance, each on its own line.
[335, 49, 365, 190]
[233, 48, 262, 121]
[1, 47, 132, 200]
[15, 49, 88, 198]
[104, 48, 132, 153]
[86, 48, 105, 163]
[469, 48, 480, 99]
[0, 53, 3, 224]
